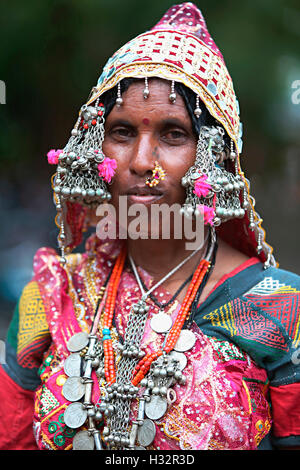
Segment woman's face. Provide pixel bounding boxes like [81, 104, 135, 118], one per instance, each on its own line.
[103, 79, 196, 210]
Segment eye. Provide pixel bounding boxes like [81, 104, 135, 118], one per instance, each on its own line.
[162, 129, 188, 145]
[167, 130, 186, 139]
[109, 126, 135, 141]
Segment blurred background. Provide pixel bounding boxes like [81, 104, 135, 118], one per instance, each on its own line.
[0, 0, 299, 339]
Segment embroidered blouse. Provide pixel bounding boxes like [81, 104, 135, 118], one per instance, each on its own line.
[1, 234, 300, 450]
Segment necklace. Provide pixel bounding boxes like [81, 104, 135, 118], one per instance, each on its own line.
[134, 231, 210, 310]
[185, 238, 218, 328]
[63, 232, 215, 450]
[139, 273, 193, 309]
[128, 238, 207, 337]
[102, 234, 213, 449]
[128, 237, 207, 302]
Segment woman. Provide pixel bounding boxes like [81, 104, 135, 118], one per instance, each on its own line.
[1, 3, 299, 451]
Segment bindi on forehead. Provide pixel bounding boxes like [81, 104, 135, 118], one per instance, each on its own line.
[142, 118, 150, 125]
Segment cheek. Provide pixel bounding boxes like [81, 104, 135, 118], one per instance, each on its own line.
[102, 137, 120, 160]
[163, 147, 195, 204]
[102, 138, 129, 179]
[164, 145, 196, 182]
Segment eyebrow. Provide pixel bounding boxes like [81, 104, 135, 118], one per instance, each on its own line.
[159, 118, 190, 129]
[106, 119, 134, 128]
[106, 117, 191, 130]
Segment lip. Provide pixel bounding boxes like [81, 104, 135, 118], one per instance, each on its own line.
[125, 184, 165, 204]
[127, 194, 164, 204]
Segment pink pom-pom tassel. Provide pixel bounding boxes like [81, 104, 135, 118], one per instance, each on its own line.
[98, 157, 117, 183]
[198, 204, 215, 226]
[47, 149, 62, 165]
[193, 174, 212, 198]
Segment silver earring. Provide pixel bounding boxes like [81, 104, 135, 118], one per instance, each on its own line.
[181, 126, 246, 224]
[169, 80, 177, 103]
[143, 77, 150, 99]
[53, 98, 111, 205]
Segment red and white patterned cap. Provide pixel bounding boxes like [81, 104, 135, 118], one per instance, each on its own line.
[152, 2, 225, 61]
[91, 3, 241, 151]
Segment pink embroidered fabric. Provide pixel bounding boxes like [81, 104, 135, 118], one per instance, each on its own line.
[151, 2, 225, 62]
[32, 235, 271, 450]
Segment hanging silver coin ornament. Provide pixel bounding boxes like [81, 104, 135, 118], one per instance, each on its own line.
[67, 332, 89, 353]
[169, 350, 188, 371]
[64, 402, 88, 429]
[174, 329, 196, 352]
[145, 395, 168, 420]
[73, 430, 95, 450]
[64, 353, 82, 377]
[137, 419, 156, 447]
[150, 311, 172, 334]
[62, 376, 86, 402]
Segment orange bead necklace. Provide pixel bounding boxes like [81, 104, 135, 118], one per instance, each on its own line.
[100, 239, 213, 386]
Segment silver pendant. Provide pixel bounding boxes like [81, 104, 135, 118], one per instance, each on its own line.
[174, 329, 196, 352]
[137, 418, 156, 447]
[62, 376, 86, 402]
[73, 430, 95, 450]
[67, 332, 89, 352]
[64, 353, 82, 377]
[167, 388, 177, 405]
[169, 350, 187, 370]
[150, 312, 172, 333]
[135, 446, 146, 450]
[145, 395, 168, 420]
[64, 402, 88, 429]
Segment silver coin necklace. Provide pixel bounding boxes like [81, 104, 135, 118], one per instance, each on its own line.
[62, 237, 211, 450]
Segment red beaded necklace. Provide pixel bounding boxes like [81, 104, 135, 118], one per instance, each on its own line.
[101, 246, 210, 386]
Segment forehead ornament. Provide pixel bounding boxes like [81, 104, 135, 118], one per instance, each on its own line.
[169, 80, 177, 103]
[194, 95, 202, 118]
[116, 82, 123, 106]
[143, 77, 150, 100]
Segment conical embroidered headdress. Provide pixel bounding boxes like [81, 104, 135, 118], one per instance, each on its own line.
[92, 3, 241, 150]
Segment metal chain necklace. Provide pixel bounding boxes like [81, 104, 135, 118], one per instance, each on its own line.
[103, 238, 210, 448]
[139, 273, 193, 310]
[62, 233, 214, 450]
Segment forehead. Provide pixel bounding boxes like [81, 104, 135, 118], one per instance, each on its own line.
[106, 79, 191, 124]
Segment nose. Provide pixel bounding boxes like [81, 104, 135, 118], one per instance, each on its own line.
[129, 133, 157, 177]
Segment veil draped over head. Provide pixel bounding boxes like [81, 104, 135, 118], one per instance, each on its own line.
[51, 2, 275, 268]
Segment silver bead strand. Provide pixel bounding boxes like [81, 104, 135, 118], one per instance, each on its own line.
[58, 214, 66, 264]
[249, 207, 256, 231]
[169, 80, 176, 103]
[230, 139, 237, 160]
[143, 77, 150, 99]
[71, 115, 82, 137]
[257, 230, 263, 254]
[194, 95, 202, 118]
[116, 82, 123, 106]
